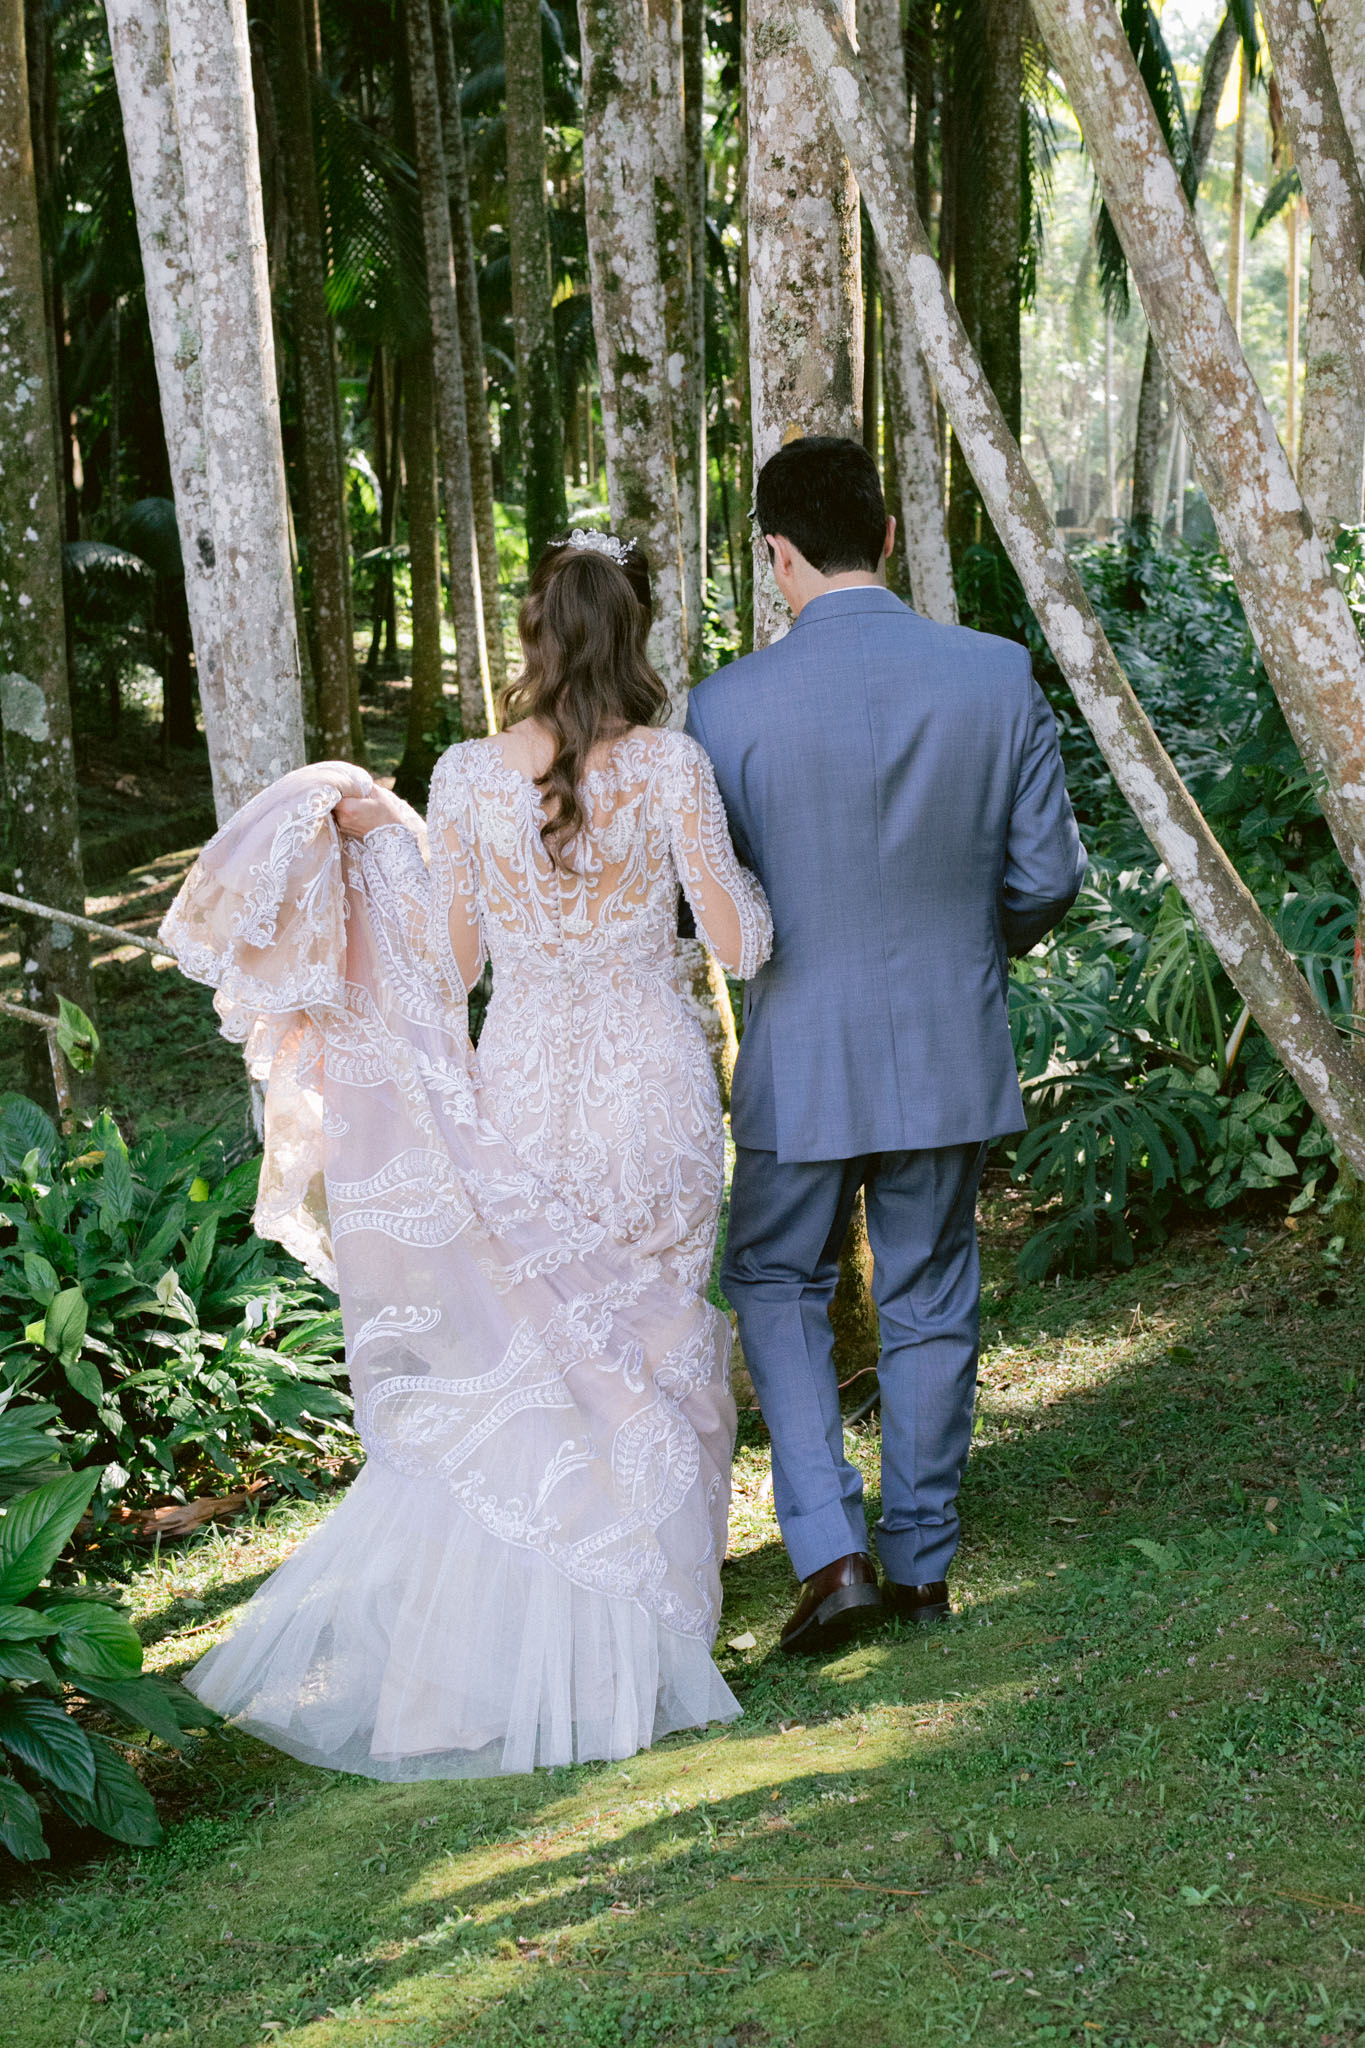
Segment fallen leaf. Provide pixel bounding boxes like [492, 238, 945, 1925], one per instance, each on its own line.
[726, 1631, 757, 1651]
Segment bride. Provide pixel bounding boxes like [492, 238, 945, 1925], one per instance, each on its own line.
[159, 532, 772, 1780]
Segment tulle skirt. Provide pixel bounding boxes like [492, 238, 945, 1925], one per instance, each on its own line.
[185, 1461, 742, 1781]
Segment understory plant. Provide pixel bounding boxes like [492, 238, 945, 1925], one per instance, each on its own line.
[0, 1391, 215, 1862]
[0, 1094, 353, 1514]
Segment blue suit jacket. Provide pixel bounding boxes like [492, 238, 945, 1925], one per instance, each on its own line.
[685, 587, 1086, 1162]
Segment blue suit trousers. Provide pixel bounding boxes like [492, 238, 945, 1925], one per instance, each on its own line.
[721, 1142, 987, 1585]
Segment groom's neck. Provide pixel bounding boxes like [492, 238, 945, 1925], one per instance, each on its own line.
[786, 563, 886, 617]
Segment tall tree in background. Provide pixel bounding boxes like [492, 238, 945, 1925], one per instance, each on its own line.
[683, 0, 707, 610]
[403, 0, 493, 741]
[857, 0, 956, 620]
[0, 0, 94, 1105]
[795, 0, 1365, 1172]
[1128, 8, 1237, 530]
[1299, 0, 1365, 535]
[274, 0, 359, 759]
[979, 0, 1024, 440]
[504, 0, 568, 561]
[646, 0, 702, 671]
[431, 0, 507, 696]
[745, 0, 861, 644]
[577, 0, 690, 712]
[393, 339, 447, 799]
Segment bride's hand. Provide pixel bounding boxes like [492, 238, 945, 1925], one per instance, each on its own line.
[334, 789, 405, 837]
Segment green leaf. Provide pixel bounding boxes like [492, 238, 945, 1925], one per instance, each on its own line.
[62, 1354, 105, 1408]
[21, 1252, 59, 1305]
[42, 1288, 89, 1368]
[53, 1733, 161, 1847]
[47, 1602, 143, 1679]
[0, 1774, 48, 1861]
[0, 1094, 58, 1178]
[74, 1675, 203, 1748]
[0, 1604, 59, 1643]
[188, 1176, 212, 1204]
[0, 1694, 97, 1797]
[96, 1120, 135, 1233]
[0, 1642, 57, 1684]
[54, 997, 100, 1075]
[0, 1468, 99, 1601]
[1127, 1537, 1184, 1575]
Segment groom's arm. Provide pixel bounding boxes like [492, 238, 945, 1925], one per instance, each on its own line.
[684, 686, 758, 873]
[1000, 673, 1087, 956]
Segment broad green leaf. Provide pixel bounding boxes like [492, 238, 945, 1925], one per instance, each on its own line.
[43, 1288, 88, 1368]
[0, 1604, 59, 1643]
[188, 1176, 212, 1204]
[0, 1094, 58, 1178]
[53, 1733, 160, 1847]
[0, 1695, 97, 1797]
[0, 1468, 99, 1601]
[96, 1121, 135, 1233]
[54, 997, 100, 1075]
[62, 1355, 105, 1408]
[0, 1642, 57, 1684]
[74, 1676, 199, 1748]
[0, 1775, 48, 1861]
[21, 1252, 59, 1305]
[48, 1602, 143, 1679]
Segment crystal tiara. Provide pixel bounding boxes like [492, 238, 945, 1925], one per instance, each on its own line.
[562, 527, 633, 566]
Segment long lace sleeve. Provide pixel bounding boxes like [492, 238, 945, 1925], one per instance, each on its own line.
[664, 732, 773, 979]
[425, 746, 487, 997]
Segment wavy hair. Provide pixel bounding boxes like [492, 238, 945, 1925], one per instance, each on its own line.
[498, 539, 664, 866]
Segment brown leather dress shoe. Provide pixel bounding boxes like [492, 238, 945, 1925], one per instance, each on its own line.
[779, 1552, 882, 1656]
[885, 1579, 950, 1626]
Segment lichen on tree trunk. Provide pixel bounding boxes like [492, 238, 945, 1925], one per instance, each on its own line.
[744, 0, 861, 646]
[0, 0, 95, 1108]
[794, 0, 1365, 1175]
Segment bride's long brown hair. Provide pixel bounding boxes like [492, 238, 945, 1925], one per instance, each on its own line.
[499, 539, 666, 866]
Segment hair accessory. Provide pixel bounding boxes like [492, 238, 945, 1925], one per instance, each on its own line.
[564, 527, 632, 566]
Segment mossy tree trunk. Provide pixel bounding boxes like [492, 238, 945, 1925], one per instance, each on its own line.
[577, 0, 690, 713]
[1298, 0, 1365, 538]
[795, 0, 1365, 1173]
[647, 0, 702, 677]
[504, 0, 568, 564]
[402, 0, 493, 738]
[0, 0, 95, 1109]
[274, 0, 358, 761]
[393, 339, 448, 803]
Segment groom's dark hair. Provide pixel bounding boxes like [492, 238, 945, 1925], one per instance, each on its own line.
[754, 435, 887, 574]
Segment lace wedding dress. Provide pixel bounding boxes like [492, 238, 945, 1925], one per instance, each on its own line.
[159, 728, 772, 1780]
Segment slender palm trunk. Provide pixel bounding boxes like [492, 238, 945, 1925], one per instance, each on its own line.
[979, 0, 1023, 441]
[647, 0, 702, 677]
[683, 0, 708, 633]
[0, 0, 95, 1108]
[431, 0, 507, 696]
[394, 340, 448, 802]
[504, 0, 568, 562]
[1227, 45, 1247, 335]
[794, 0, 1365, 1170]
[275, 0, 358, 760]
[402, 0, 493, 738]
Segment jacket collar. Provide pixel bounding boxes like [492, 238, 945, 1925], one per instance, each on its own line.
[788, 585, 912, 632]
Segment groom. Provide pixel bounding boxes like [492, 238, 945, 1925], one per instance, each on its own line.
[686, 436, 1085, 1654]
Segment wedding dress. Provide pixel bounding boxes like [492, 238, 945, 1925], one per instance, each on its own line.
[159, 728, 773, 1780]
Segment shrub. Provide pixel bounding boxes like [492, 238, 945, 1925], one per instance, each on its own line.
[0, 1095, 353, 1514]
[0, 1393, 215, 1863]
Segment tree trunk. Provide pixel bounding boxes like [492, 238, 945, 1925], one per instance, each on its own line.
[275, 0, 356, 761]
[979, 0, 1023, 441]
[1227, 43, 1247, 335]
[504, 0, 568, 562]
[1300, 237, 1365, 533]
[393, 339, 448, 803]
[943, 37, 981, 565]
[1129, 8, 1238, 529]
[133, 0, 307, 814]
[402, 0, 493, 739]
[684, 0, 708, 636]
[1285, 191, 1302, 472]
[577, 0, 690, 713]
[856, 0, 955, 620]
[647, 0, 702, 679]
[736, 18, 754, 655]
[0, 0, 95, 1108]
[794, 0, 1365, 1173]
[745, 0, 862, 645]
[1029, 0, 1365, 901]
[430, 0, 507, 698]
[1259, 0, 1365, 400]
[106, 0, 227, 818]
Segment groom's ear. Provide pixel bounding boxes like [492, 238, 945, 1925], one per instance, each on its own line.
[883, 516, 896, 563]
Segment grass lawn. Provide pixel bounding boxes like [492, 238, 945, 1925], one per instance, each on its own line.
[1, 1201, 1362, 2048]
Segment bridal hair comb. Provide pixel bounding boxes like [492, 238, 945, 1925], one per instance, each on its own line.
[563, 527, 633, 566]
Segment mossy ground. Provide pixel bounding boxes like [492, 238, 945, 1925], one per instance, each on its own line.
[2, 1200, 1362, 2048]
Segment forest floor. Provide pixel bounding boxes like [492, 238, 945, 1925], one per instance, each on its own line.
[1, 1198, 1363, 2048]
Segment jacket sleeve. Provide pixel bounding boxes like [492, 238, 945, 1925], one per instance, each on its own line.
[1000, 671, 1087, 956]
